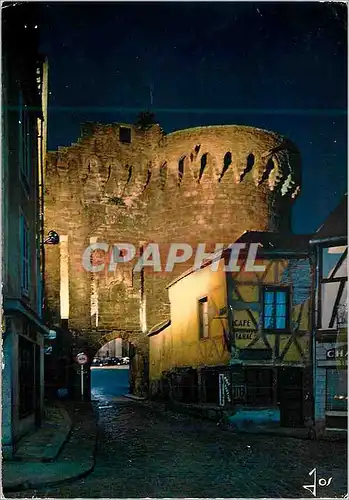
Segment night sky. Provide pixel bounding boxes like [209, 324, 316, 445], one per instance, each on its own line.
[38, 2, 347, 234]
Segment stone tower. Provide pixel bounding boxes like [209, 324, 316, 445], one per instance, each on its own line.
[44, 123, 301, 394]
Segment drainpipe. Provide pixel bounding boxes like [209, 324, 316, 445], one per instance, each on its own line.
[226, 272, 234, 354]
[37, 94, 45, 319]
[310, 246, 319, 435]
[137, 244, 147, 396]
[38, 58, 48, 321]
[139, 244, 147, 334]
[40, 117, 45, 317]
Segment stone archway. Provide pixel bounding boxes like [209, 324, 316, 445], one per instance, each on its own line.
[79, 329, 148, 399]
[95, 330, 149, 398]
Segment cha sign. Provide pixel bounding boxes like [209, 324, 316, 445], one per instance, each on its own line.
[326, 345, 347, 360]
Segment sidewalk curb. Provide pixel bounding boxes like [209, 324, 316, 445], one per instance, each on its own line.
[2, 403, 99, 493]
[123, 393, 147, 401]
[2, 459, 96, 493]
[124, 397, 335, 441]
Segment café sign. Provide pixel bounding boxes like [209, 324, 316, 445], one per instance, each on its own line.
[235, 330, 256, 340]
[233, 317, 257, 340]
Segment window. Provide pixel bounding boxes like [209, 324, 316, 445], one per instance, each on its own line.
[160, 162, 167, 190]
[178, 157, 185, 186]
[204, 369, 219, 403]
[119, 126, 131, 144]
[198, 296, 209, 338]
[21, 214, 30, 294]
[19, 92, 31, 185]
[263, 286, 289, 330]
[245, 368, 273, 406]
[326, 368, 348, 411]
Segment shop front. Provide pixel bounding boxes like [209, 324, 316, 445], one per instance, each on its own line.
[221, 362, 311, 430]
[2, 303, 46, 458]
[310, 195, 347, 437]
[315, 333, 347, 433]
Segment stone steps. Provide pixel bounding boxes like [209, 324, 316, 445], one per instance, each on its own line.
[13, 406, 72, 462]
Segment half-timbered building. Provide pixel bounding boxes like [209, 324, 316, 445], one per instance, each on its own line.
[148, 231, 314, 429]
[227, 232, 313, 428]
[310, 195, 347, 436]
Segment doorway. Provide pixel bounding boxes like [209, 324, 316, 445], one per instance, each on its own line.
[91, 339, 130, 401]
[278, 367, 303, 427]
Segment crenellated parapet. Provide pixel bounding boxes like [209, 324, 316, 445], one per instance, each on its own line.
[152, 125, 301, 198]
[46, 123, 301, 211]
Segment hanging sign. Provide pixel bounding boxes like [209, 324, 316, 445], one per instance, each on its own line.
[326, 345, 347, 360]
[44, 329, 57, 340]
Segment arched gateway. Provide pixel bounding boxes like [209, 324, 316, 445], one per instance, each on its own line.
[44, 122, 301, 398]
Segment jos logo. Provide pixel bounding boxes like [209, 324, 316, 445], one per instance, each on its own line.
[303, 468, 333, 497]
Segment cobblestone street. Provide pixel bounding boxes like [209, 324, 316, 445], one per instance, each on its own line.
[8, 396, 347, 498]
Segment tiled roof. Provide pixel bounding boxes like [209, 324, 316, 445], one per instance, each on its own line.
[236, 231, 312, 252]
[311, 194, 347, 241]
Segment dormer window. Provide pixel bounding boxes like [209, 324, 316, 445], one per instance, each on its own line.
[119, 126, 131, 144]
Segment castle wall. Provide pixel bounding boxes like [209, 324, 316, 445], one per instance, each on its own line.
[44, 123, 301, 367]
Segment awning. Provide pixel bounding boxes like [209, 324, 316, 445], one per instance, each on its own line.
[147, 319, 171, 337]
[3, 298, 50, 335]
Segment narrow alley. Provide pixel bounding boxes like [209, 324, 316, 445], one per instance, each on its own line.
[2, 3, 347, 499]
[8, 369, 347, 499]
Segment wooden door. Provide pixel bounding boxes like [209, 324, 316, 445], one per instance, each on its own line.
[278, 367, 303, 427]
[34, 344, 41, 426]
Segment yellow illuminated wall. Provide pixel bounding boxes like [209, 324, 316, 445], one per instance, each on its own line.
[149, 259, 230, 382]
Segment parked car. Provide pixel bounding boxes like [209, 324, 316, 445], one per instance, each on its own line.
[110, 357, 122, 365]
[92, 357, 109, 366]
[92, 356, 127, 366]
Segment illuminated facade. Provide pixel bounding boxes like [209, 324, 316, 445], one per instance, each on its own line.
[311, 195, 347, 436]
[149, 232, 314, 429]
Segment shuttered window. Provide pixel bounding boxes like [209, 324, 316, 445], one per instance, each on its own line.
[20, 214, 30, 294]
[245, 368, 273, 406]
[19, 91, 31, 187]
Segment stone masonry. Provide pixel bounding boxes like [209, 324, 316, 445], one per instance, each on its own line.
[44, 123, 301, 394]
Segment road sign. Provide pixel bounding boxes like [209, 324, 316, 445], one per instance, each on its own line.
[76, 352, 88, 365]
[76, 353, 88, 401]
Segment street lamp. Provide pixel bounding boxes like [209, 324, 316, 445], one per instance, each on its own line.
[41, 230, 60, 321]
[44, 230, 59, 245]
